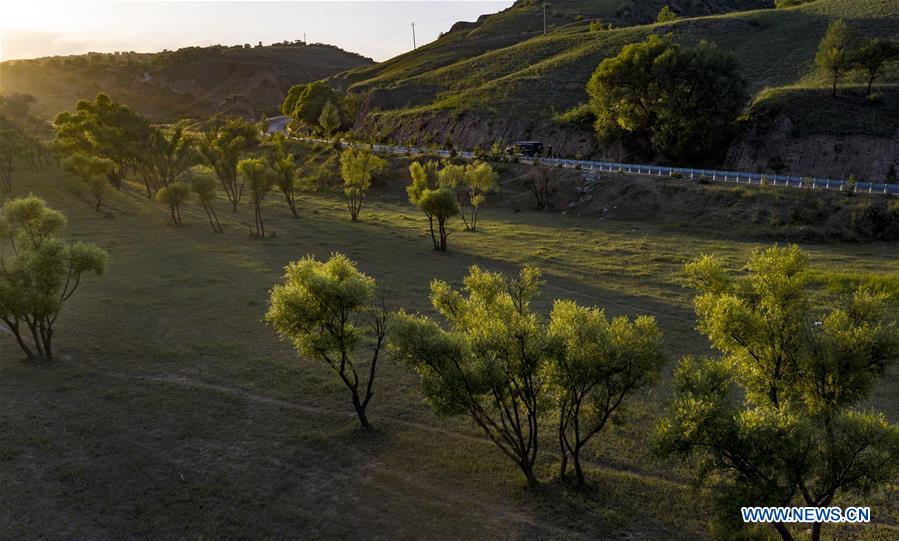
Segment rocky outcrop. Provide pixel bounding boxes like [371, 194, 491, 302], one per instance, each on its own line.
[726, 115, 899, 182]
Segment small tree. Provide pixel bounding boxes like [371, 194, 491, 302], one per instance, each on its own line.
[340, 148, 385, 221]
[155, 181, 190, 225]
[199, 119, 260, 212]
[319, 100, 342, 136]
[525, 163, 553, 210]
[266, 253, 387, 430]
[816, 19, 855, 97]
[190, 173, 223, 232]
[266, 136, 313, 218]
[853, 38, 899, 96]
[548, 301, 665, 487]
[62, 153, 115, 212]
[656, 5, 678, 23]
[390, 266, 549, 485]
[408, 161, 460, 251]
[139, 127, 197, 196]
[0, 196, 108, 360]
[656, 245, 899, 541]
[460, 161, 498, 231]
[237, 158, 274, 237]
[0, 127, 27, 193]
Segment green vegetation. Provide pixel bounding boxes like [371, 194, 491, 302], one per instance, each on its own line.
[2, 160, 897, 538]
[340, 148, 385, 221]
[281, 82, 351, 134]
[587, 35, 747, 162]
[155, 181, 191, 225]
[62, 153, 115, 212]
[0, 95, 50, 193]
[266, 253, 387, 430]
[199, 119, 260, 212]
[549, 301, 665, 487]
[816, 19, 857, 96]
[407, 161, 460, 251]
[189, 172, 224, 232]
[658, 245, 899, 541]
[1, 43, 372, 120]
[656, 5, 679, 23]
[237, 158, 275, 237]
[854, 38, 899, 96]
[0, 196, 107, 360]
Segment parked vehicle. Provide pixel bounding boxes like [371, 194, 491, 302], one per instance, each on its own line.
[505, 141, 544, 157]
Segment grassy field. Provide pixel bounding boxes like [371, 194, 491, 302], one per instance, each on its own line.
[335, 0, 899, 132]
[2, 161, 898, 539]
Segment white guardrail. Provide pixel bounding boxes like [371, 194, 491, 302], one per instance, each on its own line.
[297, 137, 899, 197]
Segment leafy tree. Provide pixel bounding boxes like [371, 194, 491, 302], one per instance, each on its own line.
[0, 196, 108, 360]
[656, 245, 899, 541]
[62, 153, 115, 212]
[656, 5, 678, 23]
[0, 126, 27, 193]
[190, 173, 223, 232]
[319, 100, 342, 136]
[53, 93, 151, 190]
[281, 82, 346, 132]
[852, 38, 899, 96]
[815, 20, 856, 97]
[266, 134, 312, 218]
[548, 301, 665, 487]
[237, 158, 274, 237]
[139, 127, 198, 196]
[340, 148, 385, 221]
[155, 181, 190, 225]
[459, 161, 498, 231]
[587, 35, 747, 162]
[266, 253, 387, 429]
[199, 119, 260, 212]
[408, 161, 460, 251]
[390, 266, 549, 485]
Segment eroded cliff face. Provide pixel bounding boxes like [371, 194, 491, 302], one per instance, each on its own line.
[355, 108, 898, 183]
[355, 110, 599, 157]
[725, 115, 899, 182]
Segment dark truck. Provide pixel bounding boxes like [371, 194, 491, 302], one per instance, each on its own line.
[505, 141, 544, 157]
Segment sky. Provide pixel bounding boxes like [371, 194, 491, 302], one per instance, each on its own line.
[0, 1, 513, 62]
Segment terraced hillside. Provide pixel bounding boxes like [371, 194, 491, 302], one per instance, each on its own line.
[0, 43, 373, 121]
[332, 0, 899, 180]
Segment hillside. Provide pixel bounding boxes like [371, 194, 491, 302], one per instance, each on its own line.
[0, 43, 373, 121]
[330, 0, 899, 180]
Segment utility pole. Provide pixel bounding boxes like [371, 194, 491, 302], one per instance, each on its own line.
[412, 22, 416, 49]
[304, 33, 307, 44]
[543, 2, 546, 35]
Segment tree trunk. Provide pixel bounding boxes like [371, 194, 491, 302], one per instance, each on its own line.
[810, 522, 822, 541]
[558, 408, 569, 478]
[351, 391, 371, 430]
[772, 521, 795, 541]
[832, 77, 838, 97]
[2, 318, 35, 359]
[520, 461, 538, 487]
[867, 73, 875, 96]
[285, 193, 298, 217]
[438, 217, 448, 251]
[427, 215, 438, 250]
[573, 444, 585, 487]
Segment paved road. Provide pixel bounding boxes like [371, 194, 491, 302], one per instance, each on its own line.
[282, 131, 899, 197]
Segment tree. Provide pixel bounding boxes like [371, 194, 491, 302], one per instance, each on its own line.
[587, 35, 747, 162]
[408, 161, 460, 251]
[190, 173, 223, 232]
[53, 93, 151, 190]
[281, 82, 346, 132]
[340, 148, 385, 221]
[656, 245, 899, 541]
[155, 181, 190, 225]
[816, 20, 855, 97]
[237, 158, 274, 237]
[390, 266, 549, 485]
[525, 164, 554, 210]
[266, 134, 312, 218]
[319, 100, 342, 136]
[139, 127, 198, 196]
[459, 161, 498, 231]
[266, 253, 387, 430]
[656, 5, 678, 23]
[0, 196, 108, 360]
[548, 301, 665, 487]
[62, 153, 115, 212]
[0, 126, 26, 193]
[852, 38, 899, 96]
[199, 119, 259, 212]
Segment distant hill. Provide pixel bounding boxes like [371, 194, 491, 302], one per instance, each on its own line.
[0, 43, 373, 121]
[329, 0, 899, 180]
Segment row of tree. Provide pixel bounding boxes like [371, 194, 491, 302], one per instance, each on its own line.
[265, 245, 899, 541]
[0, 94, 53, 194]
[815, 19, 899, 97]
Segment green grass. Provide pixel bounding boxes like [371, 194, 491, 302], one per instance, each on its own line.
[337, 0, 899, 128]
[1, 163, 897, 539]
